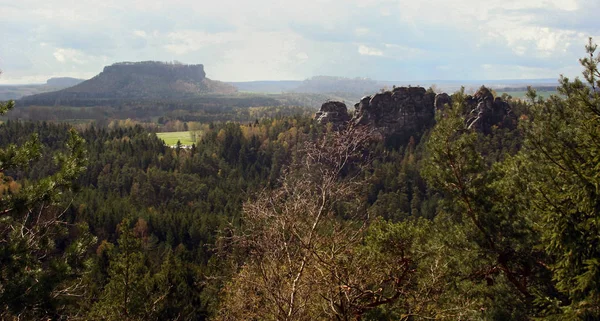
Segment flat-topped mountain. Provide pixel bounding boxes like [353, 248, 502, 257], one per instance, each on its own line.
[46, 77, 85, 87]
[19, 61, 237, 106]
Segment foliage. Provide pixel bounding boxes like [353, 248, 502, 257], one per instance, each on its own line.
[0, 100, 92, 318]
[1, 38, 600, 321]
[505, 37, 600, 318]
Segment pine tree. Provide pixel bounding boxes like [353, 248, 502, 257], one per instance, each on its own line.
[1, 97, 92, 318]
[90, 219, 153, 320]
[421, 90, 549, 318]
[506, 38, 600, 318]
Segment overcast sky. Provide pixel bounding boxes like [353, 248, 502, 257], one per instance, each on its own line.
[1, 0, 599, 84]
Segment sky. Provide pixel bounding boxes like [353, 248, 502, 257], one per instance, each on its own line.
[0, 0, 599, 84]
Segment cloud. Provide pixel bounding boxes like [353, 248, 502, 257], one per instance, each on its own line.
[164, 30, 232, 55]
[133, 30, 148, 38]
[53, 48, 92, 64]
[0, 0, 598, 83]
[358, 45, 384, 56]
[355, 28, 370, 36]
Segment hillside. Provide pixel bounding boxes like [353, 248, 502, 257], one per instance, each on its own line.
[46, 77, 85, 87]
[0, 77, 85, 101]
[228, 80, 302, 93]
[18, 61, 237, 106]
[292, 75, 381, 94]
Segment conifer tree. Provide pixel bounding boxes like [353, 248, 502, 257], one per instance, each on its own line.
[1, 94, 91, 318]
[90, 219, 153, 320]
[506, 38, 600, 318]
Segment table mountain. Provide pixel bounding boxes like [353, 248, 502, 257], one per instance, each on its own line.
[19, 61, 237, 106]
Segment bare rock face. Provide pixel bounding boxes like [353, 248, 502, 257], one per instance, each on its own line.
[434, 93, 452, 110]
[464, 87, 516, 134]
[315, 87, 436, 142]
[352, 87, 436, 137]
[315, 85, 516, 140]
[315, 101, 351, 128]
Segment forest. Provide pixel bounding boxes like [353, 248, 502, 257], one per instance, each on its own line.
[0, 40, 599, 320]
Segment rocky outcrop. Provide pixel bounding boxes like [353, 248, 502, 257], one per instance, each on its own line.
[434, 93, 452, 110]
[352, 87, 436, 136]
[102, 62, 206, 83]
[315, 85, 516, 138]
[464, 87, 516, 134]
[315, 101, 351, 128]
[316, 86, 436, 140]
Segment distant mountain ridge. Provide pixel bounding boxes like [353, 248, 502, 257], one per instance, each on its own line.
[0, 78, 86, 101]
[228, 76, 559, 95]
[46, 77, 85, 87]
[292, 76, 381, 94]
[19, 61, 237, 106]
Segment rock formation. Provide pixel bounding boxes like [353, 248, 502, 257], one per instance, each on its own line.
[315, 85, 516, 138]
[315, 101, 351, 129]
[464, 87, 516, 134]
[434, 92, 452, 110]
[19, 61, 237, 106]
[352, 87, 436, 136]
[102, 62, 206, 83]
[316, 86, 436, 140]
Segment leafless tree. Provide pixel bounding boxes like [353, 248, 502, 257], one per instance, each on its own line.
[217, 126, 420, 320]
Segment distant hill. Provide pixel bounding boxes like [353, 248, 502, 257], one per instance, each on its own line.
[46, 77, 84, 87]
[228, 80, 302, 93]
[292, 76, 382, 94]
[228, 76, 383, 95]
[227, 77, 560, 96]
[0, 77, 86, 101]
[19, 61, 237, 106]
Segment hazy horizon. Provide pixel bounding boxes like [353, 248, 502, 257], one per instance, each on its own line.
[0, 75, 561, 86]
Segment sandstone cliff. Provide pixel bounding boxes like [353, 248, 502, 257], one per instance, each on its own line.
[352, 87, 436, 136]
[316, 86, 436, 142]
[464, 87, 516, 134]
[315, 101, 351, 129]
[315, 86, 516, 139]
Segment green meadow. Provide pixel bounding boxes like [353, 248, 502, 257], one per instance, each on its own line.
[156, 131, 196, 145]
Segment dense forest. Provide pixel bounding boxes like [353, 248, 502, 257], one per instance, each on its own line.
[1, 41, 599, 320]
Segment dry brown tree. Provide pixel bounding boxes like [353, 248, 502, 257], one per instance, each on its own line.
[217, 126, 417, 321]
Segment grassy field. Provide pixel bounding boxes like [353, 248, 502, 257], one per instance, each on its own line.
[156, 131, 196, 145]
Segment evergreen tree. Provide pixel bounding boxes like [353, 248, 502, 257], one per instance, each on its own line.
[1, 99, 92, 318]
[504, 38, 600, 318]
[90, 219, 154, 320]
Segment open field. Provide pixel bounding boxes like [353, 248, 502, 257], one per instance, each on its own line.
[156, 131, 196, 145]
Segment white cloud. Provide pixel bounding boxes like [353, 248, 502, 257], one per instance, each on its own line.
[354, 28, 370, 36]
[164, 30, 233, 55]
[383, 44, 424, 58]
[133, 30, 148, 38]
[548, 0, 578, 11]
[296, 52, 309, 62]
[1, 0, 597, 83]
[392, 0, 592, 59]
[53, 48, 88, 64]
[358, 45, 383, 56]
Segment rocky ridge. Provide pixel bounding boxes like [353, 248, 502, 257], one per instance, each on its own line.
[315, 86, 516, 138]
[463, 87, 516, 134]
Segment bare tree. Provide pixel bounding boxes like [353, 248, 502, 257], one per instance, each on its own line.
[217, 126, 419, 320]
